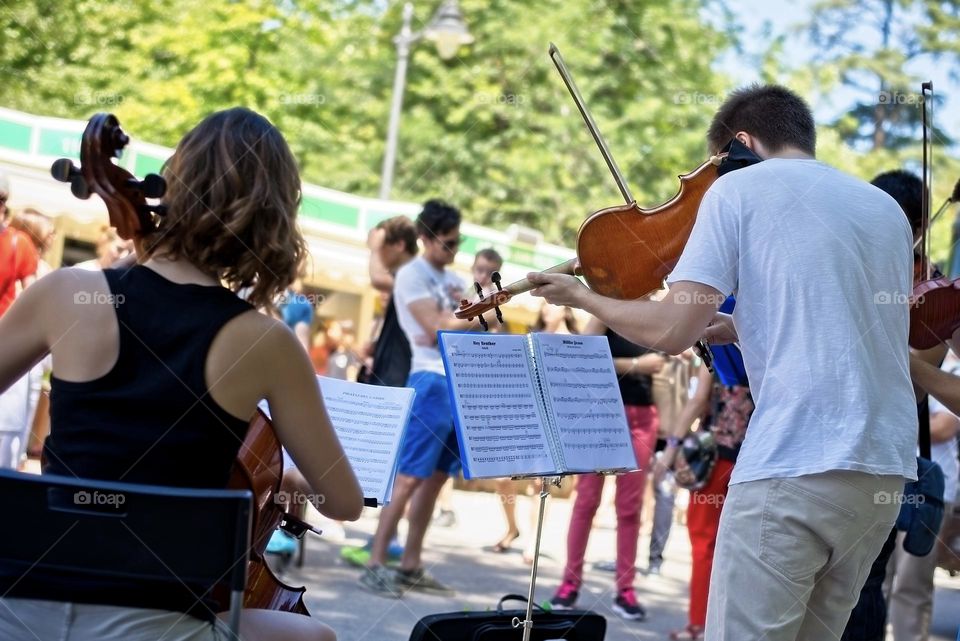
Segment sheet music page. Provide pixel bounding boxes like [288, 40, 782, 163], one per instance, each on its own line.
[258, 377, 412, 505]
[316, 377, 411, 504]
[438, 332, 557, 479]
[531, 333, 638, 473]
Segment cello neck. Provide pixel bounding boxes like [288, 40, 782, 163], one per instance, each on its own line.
[549, 43, 634, 205]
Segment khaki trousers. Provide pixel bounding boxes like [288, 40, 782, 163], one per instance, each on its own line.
[705, 471, 903, 641]
[0, 598, 230, 641]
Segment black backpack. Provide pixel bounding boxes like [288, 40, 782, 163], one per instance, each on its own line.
[361, 295, 411, 387]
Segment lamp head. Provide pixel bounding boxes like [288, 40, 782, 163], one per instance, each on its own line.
[424, 0, 473, 60]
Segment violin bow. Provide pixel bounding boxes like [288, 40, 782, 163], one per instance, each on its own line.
[921, 81, 933, 280]
[548, 43, 714, 372]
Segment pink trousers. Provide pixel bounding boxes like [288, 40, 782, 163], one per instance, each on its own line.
[562, 404, 659, 592]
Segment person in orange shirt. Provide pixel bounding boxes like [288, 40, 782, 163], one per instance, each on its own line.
[0, 174, 40, 469]
[0, 174, 39, 318]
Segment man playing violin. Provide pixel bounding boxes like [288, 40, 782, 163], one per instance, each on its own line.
[529, 85, 918, 641]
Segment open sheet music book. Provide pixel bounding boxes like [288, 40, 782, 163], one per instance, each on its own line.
[259, 376, 413, 506]
[438, 331, 639, 480]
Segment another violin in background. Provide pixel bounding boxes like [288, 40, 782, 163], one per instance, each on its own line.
[909, 82, 960, 350]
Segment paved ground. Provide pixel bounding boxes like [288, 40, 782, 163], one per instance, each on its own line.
[275, 486, 960, 641]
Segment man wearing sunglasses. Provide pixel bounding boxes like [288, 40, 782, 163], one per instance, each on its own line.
[362, 199, 476, 597]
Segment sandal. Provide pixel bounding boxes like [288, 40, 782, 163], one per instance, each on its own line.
[491, 529, 520, 553]
[669, 624, 704, 640]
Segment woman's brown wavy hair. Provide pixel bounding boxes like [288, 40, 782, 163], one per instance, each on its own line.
[143, 107, 305, 309]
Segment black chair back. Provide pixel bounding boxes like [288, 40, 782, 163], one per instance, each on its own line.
[0, 470, 252, 638]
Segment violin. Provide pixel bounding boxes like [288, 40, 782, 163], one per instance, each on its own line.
[457, 45, 739, 368]
[909, 82, 960, 349]
[52, 114, 311, 616]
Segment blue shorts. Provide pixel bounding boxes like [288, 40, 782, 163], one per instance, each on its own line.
[397, 371, 461, 479]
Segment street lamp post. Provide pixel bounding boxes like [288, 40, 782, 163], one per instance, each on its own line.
[378, 1, 473, 200]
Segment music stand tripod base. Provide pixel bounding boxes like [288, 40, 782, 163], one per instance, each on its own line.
[510, 475, 563, 641]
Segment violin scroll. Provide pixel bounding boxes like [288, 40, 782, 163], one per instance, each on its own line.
[455, 258, 580, 324]
[458, 271, 510, 329]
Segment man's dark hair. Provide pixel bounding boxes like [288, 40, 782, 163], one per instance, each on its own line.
[475, 247, 503, 268]
[378, 215, 418, 255]
[871, 170, 923, 237]
[416, 199, 461, 238]
[707, 84, 816, 156]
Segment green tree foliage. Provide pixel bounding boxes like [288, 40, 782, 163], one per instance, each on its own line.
[0, 0, 732, 248]
[2, 0, 958, 262]
[799, 0, 960, 263]
[806, 0, 958, 150]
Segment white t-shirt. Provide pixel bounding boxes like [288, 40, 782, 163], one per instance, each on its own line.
[668, 158, 918, 485]
[928, 357, 960, 504]
[393, 257, 465, 376]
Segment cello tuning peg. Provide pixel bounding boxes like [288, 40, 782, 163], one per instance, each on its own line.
[70, 177, 91, 200]
[477, 314, 488, 331]
[50, 158, 81, 183]
[128, 173, 167, 199]
[494, 305, 504, 325]
[474, 281, 485, 301]
[491, 271, 502, 291]
[51, 159, 91, 199]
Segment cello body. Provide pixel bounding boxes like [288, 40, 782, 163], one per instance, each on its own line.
[227, 409, 310, 613]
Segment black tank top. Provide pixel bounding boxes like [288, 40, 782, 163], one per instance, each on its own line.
[44, 266, 254, 488]
[3, 266, 255, 621]
[606, 329, 654, 406]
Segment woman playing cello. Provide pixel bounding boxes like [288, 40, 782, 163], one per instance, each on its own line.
[0, 107, 362, 641]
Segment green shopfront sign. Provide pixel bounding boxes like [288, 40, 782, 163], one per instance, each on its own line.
[0, 108, 572, 271]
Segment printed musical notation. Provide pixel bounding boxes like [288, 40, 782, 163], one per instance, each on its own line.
[440, 333, 556, 479]
[317, 380, 412, 503]
[258, 377, 412, 505]
[533, 333, 638, 473]
[439, 331, 641, 479]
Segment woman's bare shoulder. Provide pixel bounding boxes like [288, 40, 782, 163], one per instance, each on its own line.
[216, 307, 303, 364]
[18, 267, 109, 312]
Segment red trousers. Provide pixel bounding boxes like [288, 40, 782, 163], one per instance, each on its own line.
[686, 457, 734, 627]
[562, 405, 658, 592]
